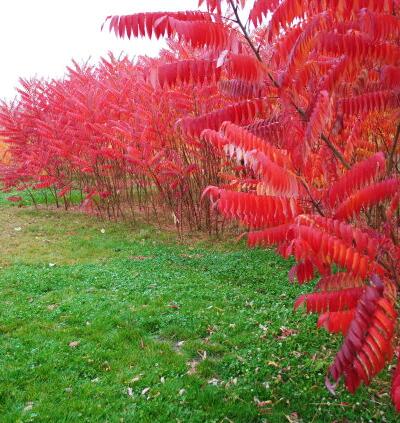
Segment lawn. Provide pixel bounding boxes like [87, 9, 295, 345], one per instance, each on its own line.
[0, 191, 396, 422]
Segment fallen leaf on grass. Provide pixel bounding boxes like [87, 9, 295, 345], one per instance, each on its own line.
[127, 387, 133, 397]
[206, 325, 216, 335]
[285, 412, 301, 423]
[23, 402, 34, 412]
[225, 377, 238, 388]
[198, 350, 207, 360]
[47, 304, 58, 311]
[186, 360, 199, 375]
[276, 327, 298, 340]
[257, 400, 272, 407]
[141, 387, 150, 396]
[130, 255, 154, 261]
[69, 341, 80, 348]
[7, 195, 23, 202]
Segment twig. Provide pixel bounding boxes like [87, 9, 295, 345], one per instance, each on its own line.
[230, 4, 349, 172]
[289, 99, 350, 170]
[300, 179, 324, 216]
[321, 134, 350, 170]
[229, 1, 262, 62]
[388, 122, 400, 173]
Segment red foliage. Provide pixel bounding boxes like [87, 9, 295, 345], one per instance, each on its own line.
[327, 152, 386, 208]
[1, 0, 400, 412]
[327, 278, 397, 393]
[6, 195, 23, 202]
[178, 98, 268, 136]
[333, 178, 400, 220]
[318, 310, 356, 335]
[294, 287, 365, 314]
[149, 59, 221, 88]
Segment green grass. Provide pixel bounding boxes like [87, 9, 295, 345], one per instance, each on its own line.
[0, 192, 396, 422]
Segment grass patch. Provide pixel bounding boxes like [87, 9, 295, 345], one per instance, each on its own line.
[0, 191, 396, 422]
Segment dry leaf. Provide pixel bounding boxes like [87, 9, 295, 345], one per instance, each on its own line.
[141, 387, 150, 396]
[198, 350, 207, 360]
[225, 377, 238, 387]
[69, 341, 80, 348]
[130, 255, 153, 261]
[285, 412, 301, 423]
[23, 402, 33, 412]
[127, 387, 133, 397]
[257, 400, 272, 407]
[187, 360, 199, 375]
[276, 327, 298, 340]
[47, 304, 58, 311]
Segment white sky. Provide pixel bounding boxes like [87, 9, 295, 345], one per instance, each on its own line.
[0, 0, 200, 101]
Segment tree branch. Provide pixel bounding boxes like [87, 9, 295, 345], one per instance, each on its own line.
[321, 134, 350, 170]
[388, 122, 400, 173]
[230, 3, 350, 172]
[229, 1, 262, 62]
[300, 179, 324, 216]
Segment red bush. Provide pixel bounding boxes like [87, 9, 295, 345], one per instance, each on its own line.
[1, 0, 400, 410]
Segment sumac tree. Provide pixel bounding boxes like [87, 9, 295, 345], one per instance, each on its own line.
[0, 54, 227, 231]
[1, 0, 399, 411]
[103, 0, 400, 410]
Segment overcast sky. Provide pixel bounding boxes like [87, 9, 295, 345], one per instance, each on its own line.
[0, 0, 200, 101]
